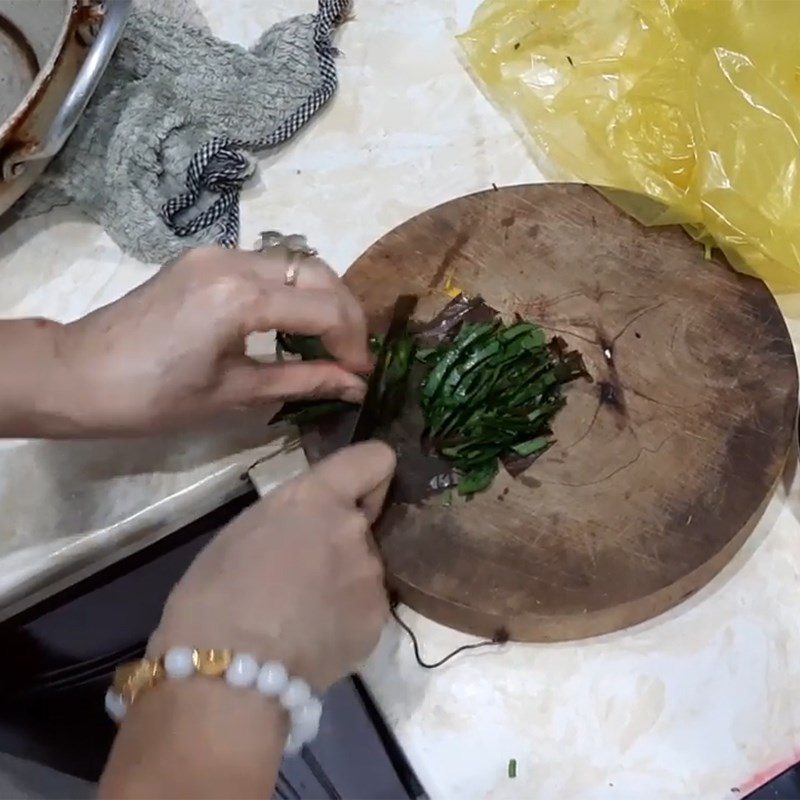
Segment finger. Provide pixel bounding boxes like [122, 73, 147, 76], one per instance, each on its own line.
[289, 267, 371, 372]
[204, 250, 371, 371]
[220, 360, 367, 407]
[302, 273, 371, 371]
[246, 286, 370, 372]
[190, 248, 343, 294]
[360, 473, 395, 524]
[236, 251, 371, 369]
[312, 441, 397, 508]
[237, 249, 341, 293]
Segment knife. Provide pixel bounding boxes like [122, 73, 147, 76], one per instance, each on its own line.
[247, 294, 418, 497]
[349, 293, 418, 444]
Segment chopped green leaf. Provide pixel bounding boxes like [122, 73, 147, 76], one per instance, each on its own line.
[278, 298, 584, 499]
[457, 460, 499, 496]
[276, 333, 332, 361]
[511, 437, 550, 457]
[421, 323, 494, 407]
[421, 312, 582, 496]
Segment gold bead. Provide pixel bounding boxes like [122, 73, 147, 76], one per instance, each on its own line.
[112, 662, 138, 695]
[114, 658, 165, 705]
[192, 648, 232, 676]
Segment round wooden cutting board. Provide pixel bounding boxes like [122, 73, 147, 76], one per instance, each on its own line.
[344, 184, 798, 642]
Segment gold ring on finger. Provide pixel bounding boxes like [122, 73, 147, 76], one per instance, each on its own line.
[255, 230, 318, 289]
[284, 253, 301, 287]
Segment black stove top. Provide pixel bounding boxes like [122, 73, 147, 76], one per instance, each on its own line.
[0, 494, 253, 780]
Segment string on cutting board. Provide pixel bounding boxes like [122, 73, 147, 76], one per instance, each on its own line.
[390, 602, 508, 670]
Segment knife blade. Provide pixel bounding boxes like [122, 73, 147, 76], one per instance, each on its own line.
[349, 294, 418, 444]
[248, 294, 418, 497]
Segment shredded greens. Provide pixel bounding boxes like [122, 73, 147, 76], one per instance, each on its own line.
[420, 320, 583, 496]
[276, 301, 584, 498]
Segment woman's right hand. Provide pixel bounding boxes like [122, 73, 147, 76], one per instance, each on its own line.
[149, 441, 396, 692]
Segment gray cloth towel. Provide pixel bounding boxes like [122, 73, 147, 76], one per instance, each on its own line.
[17, 0, 349, 263]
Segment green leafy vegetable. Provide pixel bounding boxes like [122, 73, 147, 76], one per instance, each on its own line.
[277, 299, 585, 499]
[277, 332, 383, 360]
[456, 459, 499, 496]
[511, 437, 550, 458]
[420, 320, 583, 496]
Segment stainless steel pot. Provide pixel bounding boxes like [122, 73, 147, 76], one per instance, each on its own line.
[0, 0, 131, 215]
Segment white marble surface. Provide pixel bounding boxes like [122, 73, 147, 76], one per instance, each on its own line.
[1, 0, 800, 797]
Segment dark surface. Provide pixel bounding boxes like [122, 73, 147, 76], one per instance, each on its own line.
[0, 494, 252, 779]
[748, 766, 800, 800]
[0, 492, 423, 798]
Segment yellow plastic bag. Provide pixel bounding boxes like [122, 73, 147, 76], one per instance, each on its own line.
[459, 0, 800, 291]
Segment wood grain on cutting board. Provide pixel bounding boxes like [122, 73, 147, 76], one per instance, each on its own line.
[344, 184, 798, 642]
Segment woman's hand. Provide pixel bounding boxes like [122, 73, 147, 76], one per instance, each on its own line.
[7, 246, 370, 438]
[149, 440, 395, 692]
[101, 442, 395, 799]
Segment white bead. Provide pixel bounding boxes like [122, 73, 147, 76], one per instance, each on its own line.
[284, 732, 303, 757]
[104, 689, 127, 722]
[256, 661, 289, 697]
[280, 677, 311, 711]
[225, 654, 259, 688]
[291, 697, 323, 744]
[163, 646, 195, 679]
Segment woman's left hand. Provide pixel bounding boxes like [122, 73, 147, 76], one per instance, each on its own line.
[20, 246, 371, 438]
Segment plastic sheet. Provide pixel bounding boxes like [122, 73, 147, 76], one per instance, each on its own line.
[459, 0, 800, 291]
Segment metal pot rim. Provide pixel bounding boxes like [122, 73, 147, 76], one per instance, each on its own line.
[0, 0, 74, 145]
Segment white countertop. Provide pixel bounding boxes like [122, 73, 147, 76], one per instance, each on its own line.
[2, 1, 800, 797]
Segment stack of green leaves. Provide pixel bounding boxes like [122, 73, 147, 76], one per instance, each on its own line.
[419, 320, 582, 496]
[276, 312, 584, 498]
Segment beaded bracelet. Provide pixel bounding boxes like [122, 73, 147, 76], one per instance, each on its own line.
[105, 647, 322, 755]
